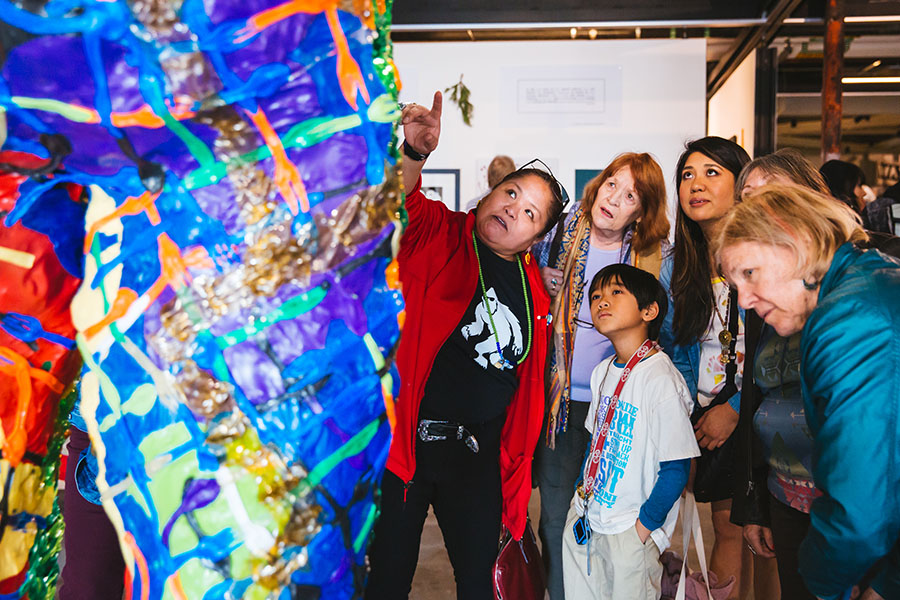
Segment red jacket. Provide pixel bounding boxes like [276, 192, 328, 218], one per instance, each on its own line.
[387, 177, 550, 540]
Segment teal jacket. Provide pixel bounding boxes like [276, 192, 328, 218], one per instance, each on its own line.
[798, 242, 900, 600]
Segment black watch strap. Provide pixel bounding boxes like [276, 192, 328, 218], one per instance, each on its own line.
[402, 139, 429, 162]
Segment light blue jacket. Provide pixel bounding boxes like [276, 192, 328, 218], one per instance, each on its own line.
[658, 274, 743, 414]
[797, 242, 900, 600]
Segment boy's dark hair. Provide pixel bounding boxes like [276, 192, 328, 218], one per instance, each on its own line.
[589, 264, 668, 341]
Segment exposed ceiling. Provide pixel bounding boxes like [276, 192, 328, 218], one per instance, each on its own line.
[392, 0, 900, 157]
[392, 0, 768, 27]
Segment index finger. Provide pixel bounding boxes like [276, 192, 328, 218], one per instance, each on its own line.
[429, 90, 442, 119]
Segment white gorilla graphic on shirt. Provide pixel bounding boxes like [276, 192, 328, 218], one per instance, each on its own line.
[461, 287, 523, 370]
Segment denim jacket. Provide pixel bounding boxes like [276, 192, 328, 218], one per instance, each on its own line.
[659, 281, 743, 414]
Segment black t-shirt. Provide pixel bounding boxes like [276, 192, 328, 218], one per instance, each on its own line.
[419, 237, 532, 427]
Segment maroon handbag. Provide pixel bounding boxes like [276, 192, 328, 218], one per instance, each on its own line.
[492, 518, 546, 600]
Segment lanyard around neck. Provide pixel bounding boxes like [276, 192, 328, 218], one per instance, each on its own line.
[581, 339, 656, 502]
[472, 230, 533, 368]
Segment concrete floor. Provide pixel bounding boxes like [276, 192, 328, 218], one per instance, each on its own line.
[408, 488, 720, 600]
[57, 482, 754, 600]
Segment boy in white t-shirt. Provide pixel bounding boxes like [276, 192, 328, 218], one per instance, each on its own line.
[562, 264, 700, 600]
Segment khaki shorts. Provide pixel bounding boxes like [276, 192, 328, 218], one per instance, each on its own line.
[561, 505, 663, 600]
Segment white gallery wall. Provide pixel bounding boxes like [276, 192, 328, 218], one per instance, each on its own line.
[393, 39, 708, 213]
[708, 52, 757, 157]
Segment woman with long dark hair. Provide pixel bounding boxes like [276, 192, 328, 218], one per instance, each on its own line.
[663, 136, 752, 598]
[819, 159, 866, 214]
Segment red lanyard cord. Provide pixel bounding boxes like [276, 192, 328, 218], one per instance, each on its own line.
[581, 339, 657, 502]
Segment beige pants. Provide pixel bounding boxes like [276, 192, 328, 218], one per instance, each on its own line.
[561, 505, 663, 600]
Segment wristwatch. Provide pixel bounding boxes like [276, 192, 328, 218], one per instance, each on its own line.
[402, 139, 429, 162]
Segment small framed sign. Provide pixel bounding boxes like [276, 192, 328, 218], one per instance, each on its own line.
[421, 169, 461, 212]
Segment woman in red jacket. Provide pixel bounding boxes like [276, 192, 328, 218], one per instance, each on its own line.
[365, 92, 565, 599]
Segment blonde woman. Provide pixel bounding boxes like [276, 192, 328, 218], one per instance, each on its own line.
[716, 184, 899, 600]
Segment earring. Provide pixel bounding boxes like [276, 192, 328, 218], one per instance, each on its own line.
[802, 279, 818, 291]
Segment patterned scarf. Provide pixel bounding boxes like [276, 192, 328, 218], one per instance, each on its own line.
[544, 207, 657, 448]
[546, 207, 601, 447]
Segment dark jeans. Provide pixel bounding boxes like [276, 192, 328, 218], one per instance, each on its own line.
[365, 429, 503, 600]
[768, 492, 816, 600]
[60, 427, 125, 600]
[534, 401, 591, 600]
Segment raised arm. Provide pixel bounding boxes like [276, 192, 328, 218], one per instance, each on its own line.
[401, 91, 442, 193]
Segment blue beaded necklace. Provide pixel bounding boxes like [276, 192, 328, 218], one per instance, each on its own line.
[471, 230, 532, 369]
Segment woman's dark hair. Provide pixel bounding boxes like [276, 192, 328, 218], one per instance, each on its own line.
[672, 136, 750, 345]
[589, 263, 668, 341]
[496, 168, 565, 237]
[819, 159, 865, 213]
[736, 148, 830, 198]
[884, 181, 900, 202]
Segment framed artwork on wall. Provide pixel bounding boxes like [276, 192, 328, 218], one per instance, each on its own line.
[575, 168, 604, 204]
[421, 169, 461, 212]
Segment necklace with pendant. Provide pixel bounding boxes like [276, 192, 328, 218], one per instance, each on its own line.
[713, 284, 733, 365]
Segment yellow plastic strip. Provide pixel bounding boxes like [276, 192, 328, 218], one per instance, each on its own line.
[0, 246, 35, 269]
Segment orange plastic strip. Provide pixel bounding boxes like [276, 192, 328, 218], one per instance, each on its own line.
[123, 532, 150, 600]
[145, 233, 192, 302]
[111, 103, 196, 129]
[84, 190, 162, 253]
[123, 560, 134, 600]
[246, 107, 309, 214]
[381, 382, 396, 433]
[0, 347, 32, 467]
[0, 347, 64, 466]
[26, 367, 64, 394]
[167, 573, 188, 600]
[181, 245, 215, 270]
[325, 8, 370, 111]
[85, 288, 139, 340]
[236, 0, 337, 42]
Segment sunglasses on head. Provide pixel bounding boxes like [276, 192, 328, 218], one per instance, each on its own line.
[516, 158, 569, 206]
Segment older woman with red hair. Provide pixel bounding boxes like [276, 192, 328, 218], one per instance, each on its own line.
[533, 152, 672, 600]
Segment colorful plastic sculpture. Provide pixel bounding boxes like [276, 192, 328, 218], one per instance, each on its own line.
[0, 150, 84, 600]
[1, 0, 403, 597]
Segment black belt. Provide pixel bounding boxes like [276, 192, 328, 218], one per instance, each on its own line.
[417, 419, 480, 453]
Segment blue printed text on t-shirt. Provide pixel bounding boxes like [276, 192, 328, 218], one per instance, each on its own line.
[590, 395, 640, 509]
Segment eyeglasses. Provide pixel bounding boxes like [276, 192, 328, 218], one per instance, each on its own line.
[517, 158, 570, 206]
[573, 317, 595, 329]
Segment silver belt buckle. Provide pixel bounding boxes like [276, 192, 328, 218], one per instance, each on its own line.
[417, 419, 447, 442]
